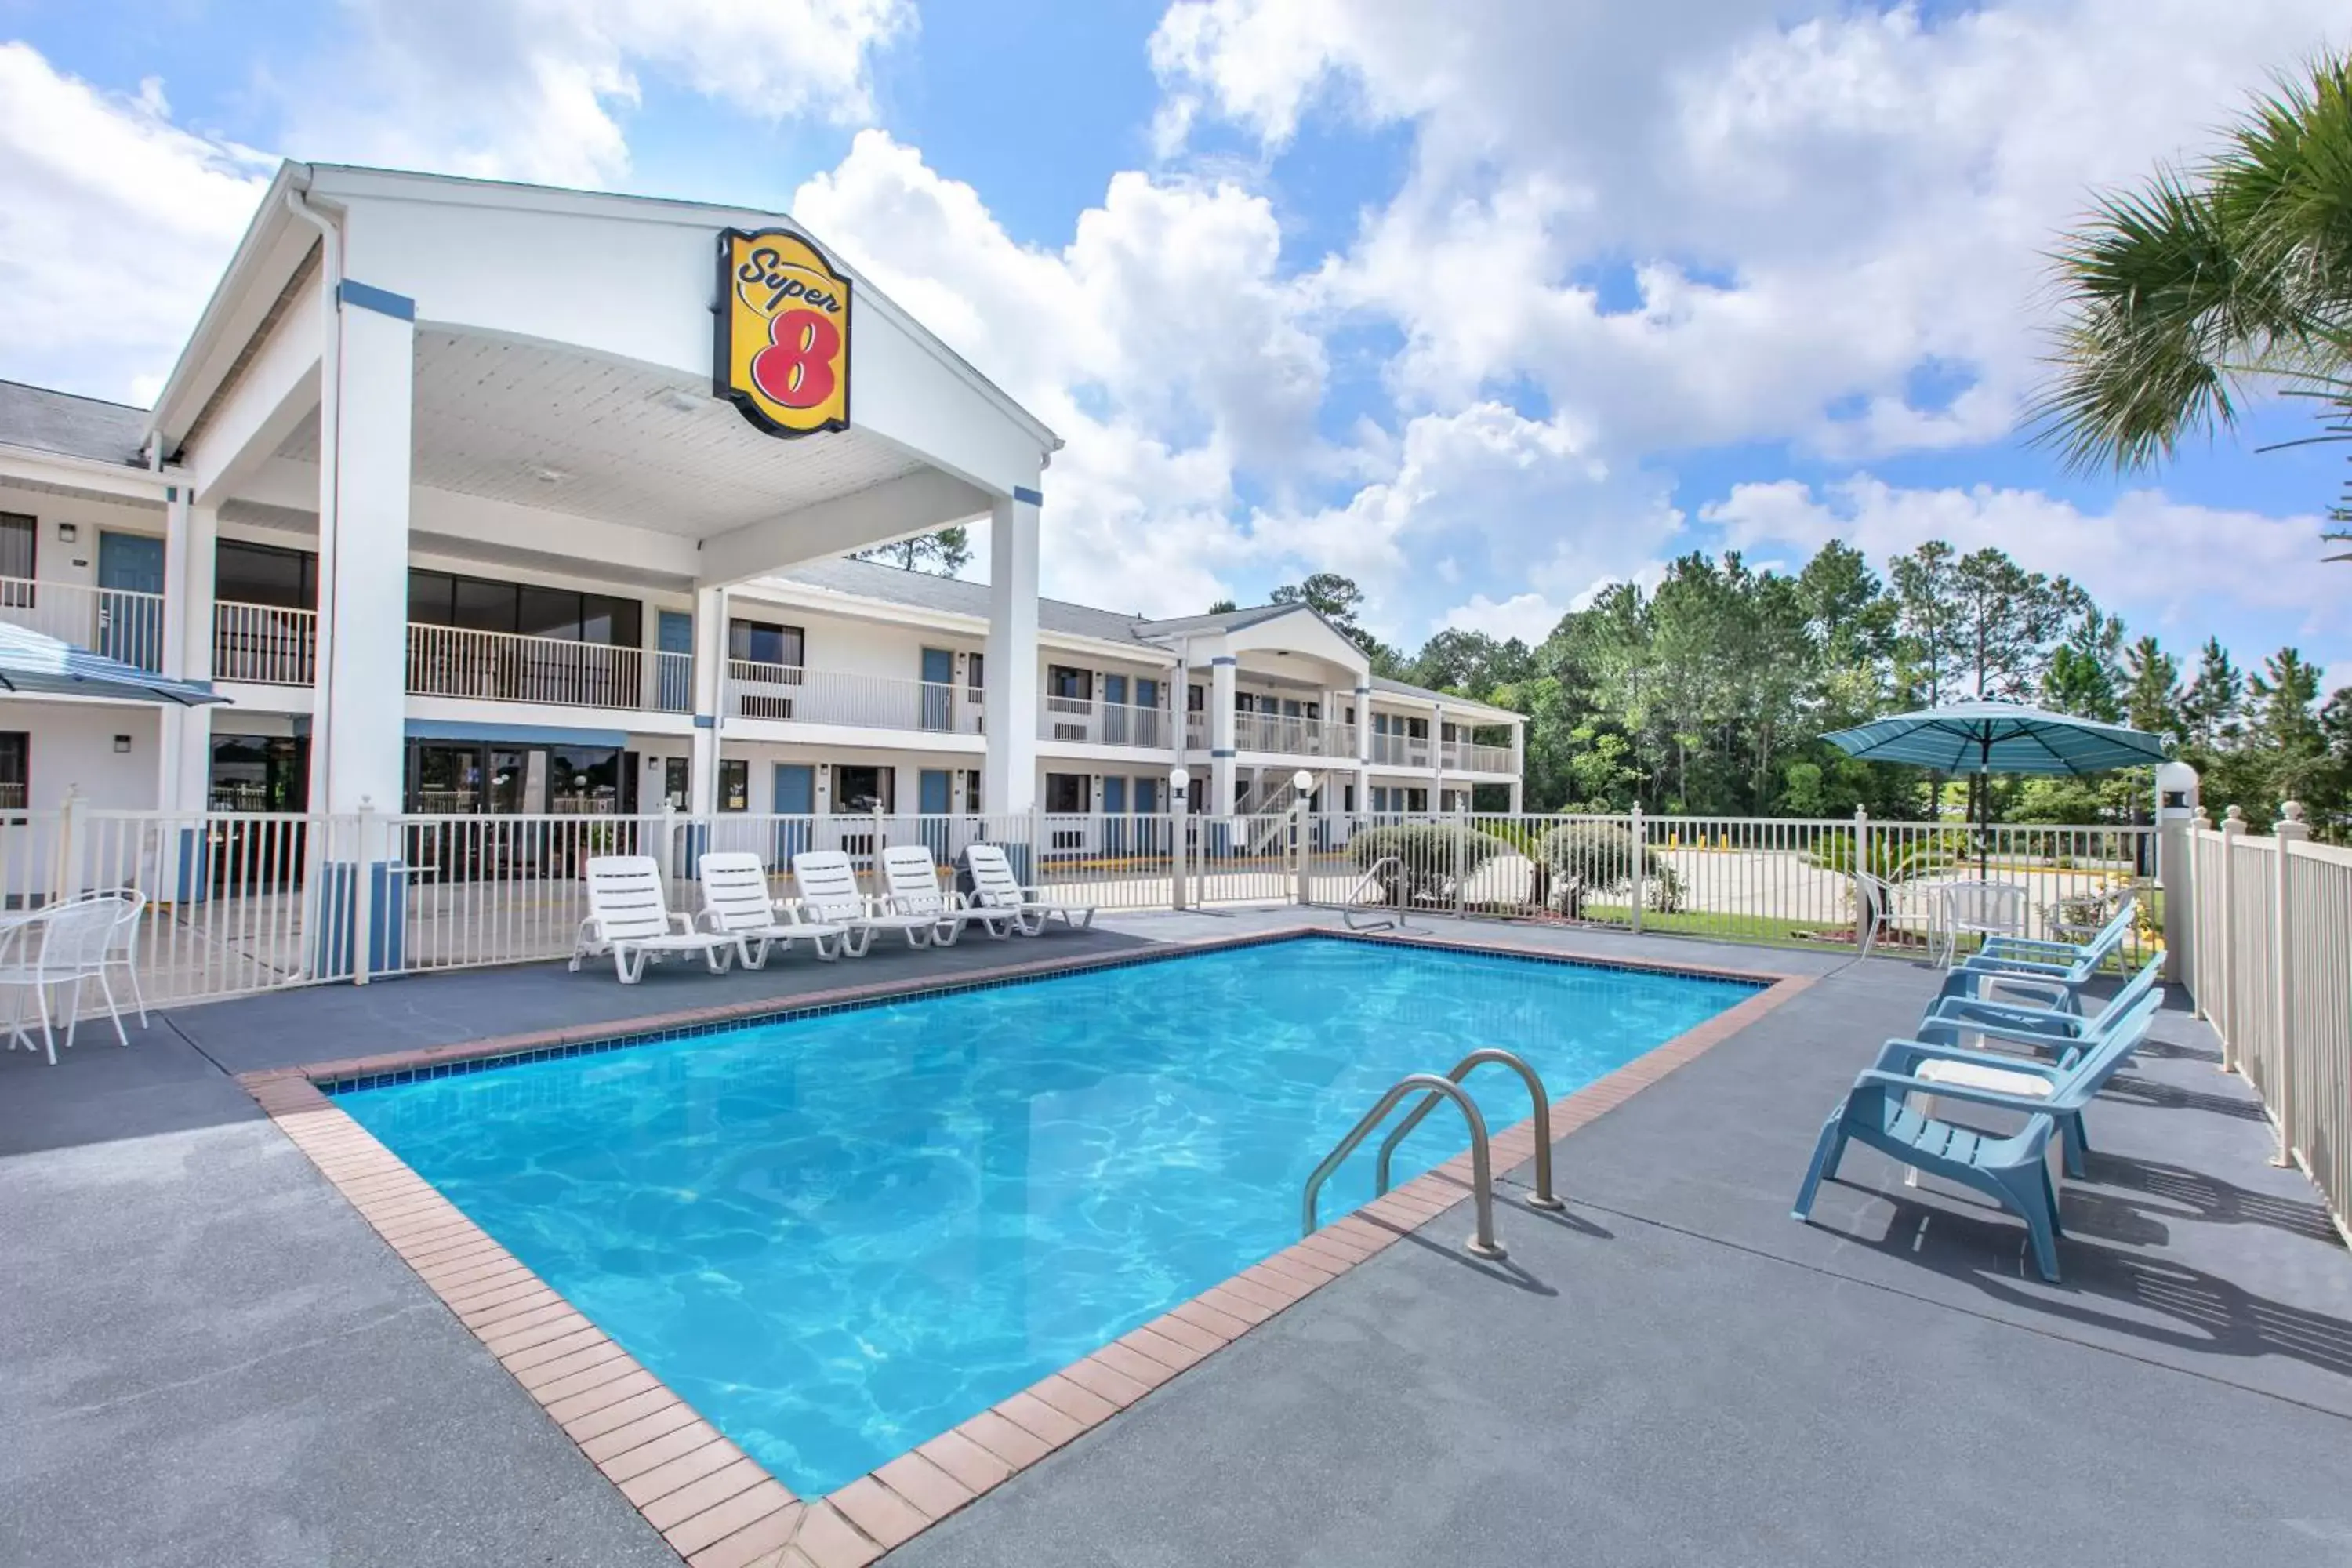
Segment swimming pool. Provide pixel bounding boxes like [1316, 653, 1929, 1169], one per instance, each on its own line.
[335, 935, 1757, 1494]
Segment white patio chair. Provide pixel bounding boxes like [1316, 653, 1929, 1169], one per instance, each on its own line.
[53, 887, 150, 1028]
[963, 844, 1095, 935]
[695, 851, 851, 965]
[0, 895, 135, 1065]
[879, 844, 1012, 946]
[1851, 870, 1904, 960]
[790, 850, 942, 949]
[1936, 880, 2029, 968]
[571, 855, 746, 983]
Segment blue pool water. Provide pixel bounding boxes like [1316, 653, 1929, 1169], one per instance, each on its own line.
[336, 937, 1755, 1493]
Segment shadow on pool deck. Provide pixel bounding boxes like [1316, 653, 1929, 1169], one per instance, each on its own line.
[3, 914, 2347, 1568]
[880, 934, 2352, 1568]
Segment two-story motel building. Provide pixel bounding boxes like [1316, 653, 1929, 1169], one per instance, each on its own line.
[0, 164, 1525, 866]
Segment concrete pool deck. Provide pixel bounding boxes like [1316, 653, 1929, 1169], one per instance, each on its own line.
[3, 913, 2347, 1566]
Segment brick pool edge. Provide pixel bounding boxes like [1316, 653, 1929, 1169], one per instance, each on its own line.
[237, 927, 1811, 1568]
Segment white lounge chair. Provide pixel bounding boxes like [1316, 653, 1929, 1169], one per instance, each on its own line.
[963, 844, 1095, 935]
[696, 851, 852, 965]
[790, 849, 943, 949]
[879, 844, 1013, 945]
[0, 894, 136, 1064]
[572, 855, 746, 983]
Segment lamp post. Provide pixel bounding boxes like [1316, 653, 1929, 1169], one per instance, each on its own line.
[1169, 765, 1192, 912]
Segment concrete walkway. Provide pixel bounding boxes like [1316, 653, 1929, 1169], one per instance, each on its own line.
[2, 913, 2346, 1566]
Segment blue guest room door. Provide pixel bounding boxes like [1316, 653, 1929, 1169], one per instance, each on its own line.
[920, 648, 954, 730]
[773, 763, 813, 866]
[919, 768, 952, 857]
[97, 531, 165, 670]
[657, 611, 694, 711]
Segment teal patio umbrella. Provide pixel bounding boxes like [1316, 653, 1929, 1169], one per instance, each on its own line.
[1822, 700, 2168, 876]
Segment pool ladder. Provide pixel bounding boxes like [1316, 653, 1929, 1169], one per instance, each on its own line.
[1339, 855, 1416, 931]
[1301, 1048, 1563, 1261]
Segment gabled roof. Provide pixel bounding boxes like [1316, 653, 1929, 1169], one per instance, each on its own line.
[152, 162, 1062, 460]
[0, 380, 151, 466]
[1130, 602, 1313, 638]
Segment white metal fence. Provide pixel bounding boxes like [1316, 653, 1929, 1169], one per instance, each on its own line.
[1, 800, 2177, 1017]
[2186, 806, 2348, 1240]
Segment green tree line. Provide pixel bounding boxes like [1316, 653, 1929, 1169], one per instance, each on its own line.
[1265, 547, 2341, 828]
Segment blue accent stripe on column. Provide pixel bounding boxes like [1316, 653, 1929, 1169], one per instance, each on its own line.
[1012, 485, 1044, 506]
[1209, 655, 1238, 666]
[337, 280, 417, 321]
[692, 714, 717, 729]
[1210, 748, 1236, 758]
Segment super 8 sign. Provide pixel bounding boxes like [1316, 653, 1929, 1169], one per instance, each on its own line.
[715, 228, 851, 437]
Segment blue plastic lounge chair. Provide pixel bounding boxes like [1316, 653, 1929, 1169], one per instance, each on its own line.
[1875, 989, 2161, 1178]
[1792, 1079, 2065, 1281]
[1938, 898, 2136, 1011]
[1979, 894, 2135, 965]
[1925, 954, 2164, 1058]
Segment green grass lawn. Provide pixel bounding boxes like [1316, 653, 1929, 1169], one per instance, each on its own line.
[1578, 905, 1855, 950]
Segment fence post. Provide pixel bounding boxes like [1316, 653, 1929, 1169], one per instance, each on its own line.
[55, 785, 85, 905]
[1028, 803, 1044, 890]
[351, 799, 376, 987]
[1628, 803, 1645, 934]
[1294, 798, 1312, 907]
[1853, 804, 1870, 954]
[1171, 791, 1189, 912]
[1451, 811, 1465, 919]
[2217, 806, 2245, 1074]
[2187, 807, 2210, 1018]
[2270, 803, 2308, 1169]
[656, 803, 677, 901]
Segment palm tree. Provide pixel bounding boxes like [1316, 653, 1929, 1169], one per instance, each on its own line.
[2032, 52, 2352, 535]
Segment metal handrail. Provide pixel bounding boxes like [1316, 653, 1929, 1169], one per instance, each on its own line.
[1302, 1073, 1504, 1258]
[1374, 1048, 1563, 1211]
[1341, 855, 1412, 930]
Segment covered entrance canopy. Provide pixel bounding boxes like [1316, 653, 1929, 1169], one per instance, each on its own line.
[143, 162, 1061, 824]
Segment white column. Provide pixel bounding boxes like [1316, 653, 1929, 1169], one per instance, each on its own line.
[158, 495, 220, 813]
[309, 290, 412, 818]
[1209, 656, 1237, 814]
[302, 277, 412, 979]
[1508, 721, 1525, 813]
[982, 486, 1041, 814]
[690, 585, 726, 815]
[1431, 700, 1446, 811]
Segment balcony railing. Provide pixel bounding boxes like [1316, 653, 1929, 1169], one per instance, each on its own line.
[1443, 741, 1516, 773]
[1370, 731, 1432, 768]
[214, 601, 318, 686]
[408, 624, 672, 710]
[1232, 713, 1357, 757]
[0, 576, 167, 671]
[213, 608, 690, 710]
[727, 660, 984, 734]
[1040, 695, 1171, 748]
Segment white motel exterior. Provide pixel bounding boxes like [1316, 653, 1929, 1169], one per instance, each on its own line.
[0, 164, 1525, 856]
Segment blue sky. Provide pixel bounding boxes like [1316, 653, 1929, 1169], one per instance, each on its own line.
[1, 0, 2345, 689]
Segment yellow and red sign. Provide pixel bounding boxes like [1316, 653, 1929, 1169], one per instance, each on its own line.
[715, 228, 851, 437]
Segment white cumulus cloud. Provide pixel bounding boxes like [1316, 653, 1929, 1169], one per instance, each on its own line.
[0, 45, 274, 403]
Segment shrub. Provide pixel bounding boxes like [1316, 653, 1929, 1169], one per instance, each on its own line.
[1533, 822, 1682, 916]
[1809, 829, 1968, 883]
[1348, 822, 1510, 905]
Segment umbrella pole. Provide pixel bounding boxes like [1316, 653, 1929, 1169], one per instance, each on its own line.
[1977, 735, 1991, 879]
